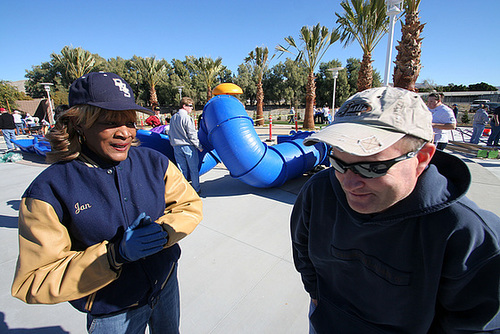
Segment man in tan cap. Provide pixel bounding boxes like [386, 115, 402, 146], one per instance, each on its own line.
[291, 86, 500, 333]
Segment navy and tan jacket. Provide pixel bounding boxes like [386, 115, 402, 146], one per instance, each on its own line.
[11, 146, 202, 315]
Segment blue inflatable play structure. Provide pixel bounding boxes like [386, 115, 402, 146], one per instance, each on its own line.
[12, 136, 51, 157]
[137, 93, 329, 188]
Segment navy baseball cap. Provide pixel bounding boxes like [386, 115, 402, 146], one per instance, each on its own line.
[68, 72, 153, 115]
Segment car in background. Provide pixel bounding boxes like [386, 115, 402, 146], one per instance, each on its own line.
[486, 102, 500, 113]
[469, 99, 490, 112]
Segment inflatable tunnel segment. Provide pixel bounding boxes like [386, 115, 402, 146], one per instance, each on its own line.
[202, 95, 329, 188]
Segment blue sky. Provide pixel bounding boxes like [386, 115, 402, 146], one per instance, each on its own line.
[1, 0, 499, 86]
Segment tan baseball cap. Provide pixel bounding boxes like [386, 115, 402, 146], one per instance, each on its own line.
[304, 87, 433, 156]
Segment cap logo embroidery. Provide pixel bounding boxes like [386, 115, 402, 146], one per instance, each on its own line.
[112, 78, 131, 98]
[337, 102, 372, 117]
[358, 136, 383, 153]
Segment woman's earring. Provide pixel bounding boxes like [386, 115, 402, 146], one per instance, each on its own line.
[77, 131, 86, 144]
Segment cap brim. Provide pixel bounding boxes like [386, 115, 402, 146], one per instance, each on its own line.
[86, 101, 154, 115]
[303, 123, 405, 156]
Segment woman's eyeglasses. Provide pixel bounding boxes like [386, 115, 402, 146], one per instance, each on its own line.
[327, 148, 421, 178]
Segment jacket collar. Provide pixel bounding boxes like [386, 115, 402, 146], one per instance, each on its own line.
[77, 144, 122, 169]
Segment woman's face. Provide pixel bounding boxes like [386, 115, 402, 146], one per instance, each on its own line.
[82, 110, 137, 163]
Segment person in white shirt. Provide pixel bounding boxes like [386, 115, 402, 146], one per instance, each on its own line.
[322, 105, 330, 124]
[427, 93, 456, 150]
[12, 110, 24, 135]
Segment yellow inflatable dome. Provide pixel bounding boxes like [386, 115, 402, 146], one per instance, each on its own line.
[212, 83, 243, 96]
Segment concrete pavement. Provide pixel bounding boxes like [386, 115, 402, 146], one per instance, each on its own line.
[1, 125, 500, 333]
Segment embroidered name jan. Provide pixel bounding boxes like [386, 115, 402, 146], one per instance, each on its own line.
[75, 202, 92, 214]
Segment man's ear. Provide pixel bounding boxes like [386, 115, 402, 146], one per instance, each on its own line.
[415, 142, 436, 177]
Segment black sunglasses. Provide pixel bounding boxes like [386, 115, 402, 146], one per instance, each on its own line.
[327, 147, 421, 178]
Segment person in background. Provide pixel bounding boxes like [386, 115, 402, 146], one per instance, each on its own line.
[168, 97, 203, 194]
[13, 110, 24, 135]
[23, 113, 36, 135]
[322, 105, 330, 124]
[470, 104, 490, 144]
[427, 92, 456, 150]
[11, 72, 203, 334]
[146, 106, 162, 128]
[24, 113, 35, 126]
[0, 107, 17, 152]
[289, 107, 296, 124]
[314, 106, 322, 124]
[488, 105, 500, 147]
[452, 103, 459, 119]
[292, 86, 500, 333]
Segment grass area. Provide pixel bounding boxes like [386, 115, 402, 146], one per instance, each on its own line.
[257, 119, 330, 131]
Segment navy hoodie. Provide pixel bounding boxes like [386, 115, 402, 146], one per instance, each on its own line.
[291, 150, 500, 333]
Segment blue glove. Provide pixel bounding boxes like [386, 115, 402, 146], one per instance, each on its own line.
[117, 212, 168, 263]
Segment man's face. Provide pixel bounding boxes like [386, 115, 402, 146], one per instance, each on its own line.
[426, 96, 440, 109]
[183, 103, 193, 113]
[332, 142, 422, 214]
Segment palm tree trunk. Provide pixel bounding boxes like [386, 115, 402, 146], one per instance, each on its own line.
[207, 86, 212, 102]
[357, 53, 373, 92]
[393, 10, 424, 91]
[256, 80, 264, 126]
[303, 72, 316, 130]
[150, 86, 158, 108]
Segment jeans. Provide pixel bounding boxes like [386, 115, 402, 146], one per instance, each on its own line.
[173, 145, 200, 192]
[309, 300, 317, 334]
[470, 124, 485, 144]
[86, 264, 180, 334]
[488, 124, 500, 146]
[2, 129, 16, 150]
[15, 123, 24, 135]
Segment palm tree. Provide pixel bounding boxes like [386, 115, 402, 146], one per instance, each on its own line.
[335, 0, 388, 92]
[245, 46, 272, 126]
[187, 56, 225, 102]
[277, 23, 340, 129]
[53, 46, 99, 84]
[393, 0, 424, 91]
[133, 56, 167, 109]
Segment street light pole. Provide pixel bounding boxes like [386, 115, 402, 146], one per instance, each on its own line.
[177, 86, 184, 101]
[327, 67, 344, 110]
[384, 0, 403, 87]
[39, 82, 54, 124]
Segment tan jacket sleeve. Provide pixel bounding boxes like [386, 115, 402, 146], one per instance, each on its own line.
[157, 163, 203, 246]
[11, 198, 119, 304]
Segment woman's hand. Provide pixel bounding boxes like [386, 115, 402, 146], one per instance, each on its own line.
[117, 212, 168, 262]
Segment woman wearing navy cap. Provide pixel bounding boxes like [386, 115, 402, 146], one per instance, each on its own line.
[12, 72, 202, 333]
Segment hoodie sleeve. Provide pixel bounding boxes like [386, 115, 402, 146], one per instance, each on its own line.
[436, 213, 500, 332]
[11, 198, 119, 304]
[157, 162, 202, 246]
[290, 185, 318, 300]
